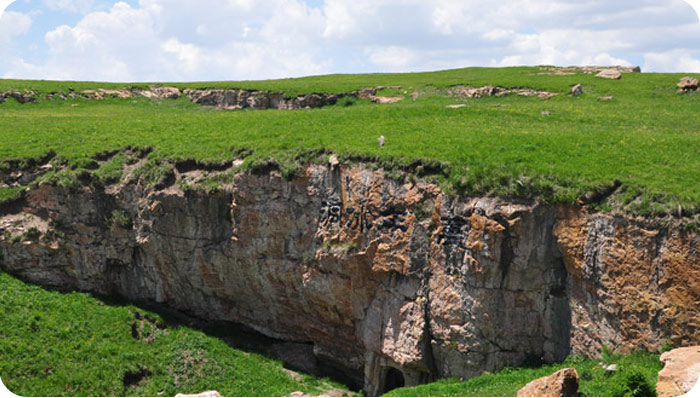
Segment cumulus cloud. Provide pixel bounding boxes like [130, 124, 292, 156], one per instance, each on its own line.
[2, 0, 700, 81]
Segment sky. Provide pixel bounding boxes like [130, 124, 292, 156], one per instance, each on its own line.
[1, 0, 700, 82]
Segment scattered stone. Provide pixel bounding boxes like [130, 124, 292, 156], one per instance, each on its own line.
[446, 104, 467, 109]
[657, 346, 700, 397]
[596, 69, 622, 80]
[571, 84, 583, 97]
[677, 77, 699, 93]
[370, 96, 404, 104]
[605, 364, 618, 372]
[598, 96, 614, 101]
[175, 391, 222, 397]
[517, 368, 579, 397]
[378, 136, 385, 147]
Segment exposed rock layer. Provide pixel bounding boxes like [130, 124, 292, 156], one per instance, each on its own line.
[0, 162, 698, 395]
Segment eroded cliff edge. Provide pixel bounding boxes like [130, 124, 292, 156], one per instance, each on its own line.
[1, 162, 698, 395]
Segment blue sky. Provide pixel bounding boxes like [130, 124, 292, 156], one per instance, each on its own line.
[1, 0, 700, 82]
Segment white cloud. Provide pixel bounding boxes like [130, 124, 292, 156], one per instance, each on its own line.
[3, 0, 700, 81]
[0, 10, 31, 42]
[644, 49, 700, 72]
[42, 0, 96, 14]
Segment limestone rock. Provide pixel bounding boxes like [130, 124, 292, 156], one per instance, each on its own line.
[598, 96, 614, 101]
[517, 368, 579, 397]
[571, 84, 583, 96]
[149, 85, 181, 99]
[175, 391, 221, 397]
[657, 347, 700, 397]
[596, 69, 622, 79]
[678, 77, 699, 93]
[370, 96, 403, 104]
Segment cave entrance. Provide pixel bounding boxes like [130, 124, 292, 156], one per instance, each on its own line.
[380, 367, 406, 394]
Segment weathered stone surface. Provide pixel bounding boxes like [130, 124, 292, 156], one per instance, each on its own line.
[0, 90, 37, 103]
[571, 84, 583, 97]
[553, 208, 700, 356]
[678, 77, 699, 93]
[517, 368, 579, 397]
[539, 66, 641, 75]
[596, 69, 622, 79]
[657, 347, 700, 397]
[1, 162, 698, 395]
[175, 391, 222, 397]
[450, 86, 558, 99]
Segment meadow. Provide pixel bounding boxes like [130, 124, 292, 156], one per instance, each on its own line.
[0, 271, 351, 397]
[1, 67, 699, 219]
[383, 351, 662, 397]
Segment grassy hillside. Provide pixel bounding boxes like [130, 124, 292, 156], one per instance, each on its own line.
[383, 351, 663, 397]
[1, 66, 700, 218]
[0, 272, 352, 397]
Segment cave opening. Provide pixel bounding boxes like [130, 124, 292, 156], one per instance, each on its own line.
[380, 367, 406, 395]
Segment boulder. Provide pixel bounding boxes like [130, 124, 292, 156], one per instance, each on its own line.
[517, 368, 579, 397]
[571, 84, 583, 96]
[370, 96, 403, 104]
[596, 69, 622, 80]
[175, 391, 221, 397]
[657, 346, 700, 397]
[678, 77, 699, 92]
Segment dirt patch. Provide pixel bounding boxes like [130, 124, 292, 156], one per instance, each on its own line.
[122, 368, 151, 388]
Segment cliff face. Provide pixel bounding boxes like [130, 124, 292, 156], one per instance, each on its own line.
[1, 163, 698, 395]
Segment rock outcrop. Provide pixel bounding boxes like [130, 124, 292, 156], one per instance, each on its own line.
[0, 86, 384, 111]
[595, 69, 622, 80]
[539, 66, 641, 76]
[0, 90, 37, 104]
[1, 160, 698, 395]
[657, 347, 700, 397]
[517, 368, 579, 397]
[677, 77, 699, 94]
[450, 86, 558, 99]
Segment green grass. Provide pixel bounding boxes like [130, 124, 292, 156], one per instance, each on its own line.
[384, 351, 662, 397]
[1, 66, 700, 217]
[0, 272, 352, 397]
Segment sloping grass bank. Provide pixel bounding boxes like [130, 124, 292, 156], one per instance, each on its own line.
[0, 272, 351, 397]
[384, 351, 663, 397]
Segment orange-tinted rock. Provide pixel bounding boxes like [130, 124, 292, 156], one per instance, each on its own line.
[517, 368, 579, 397]
[657, 347, 700, 397]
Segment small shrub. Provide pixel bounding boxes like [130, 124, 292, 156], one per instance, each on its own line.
[24, 227, 41, 241]
[110, 210, 132, 229]
[619, 370, 655, 397]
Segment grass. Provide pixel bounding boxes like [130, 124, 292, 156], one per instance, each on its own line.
[384, 351, 663, 397]
[1, 66, 700, 218]
[0, 272, 352, 397]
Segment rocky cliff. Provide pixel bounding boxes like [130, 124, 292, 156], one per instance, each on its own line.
[0, 159, 698, 395]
